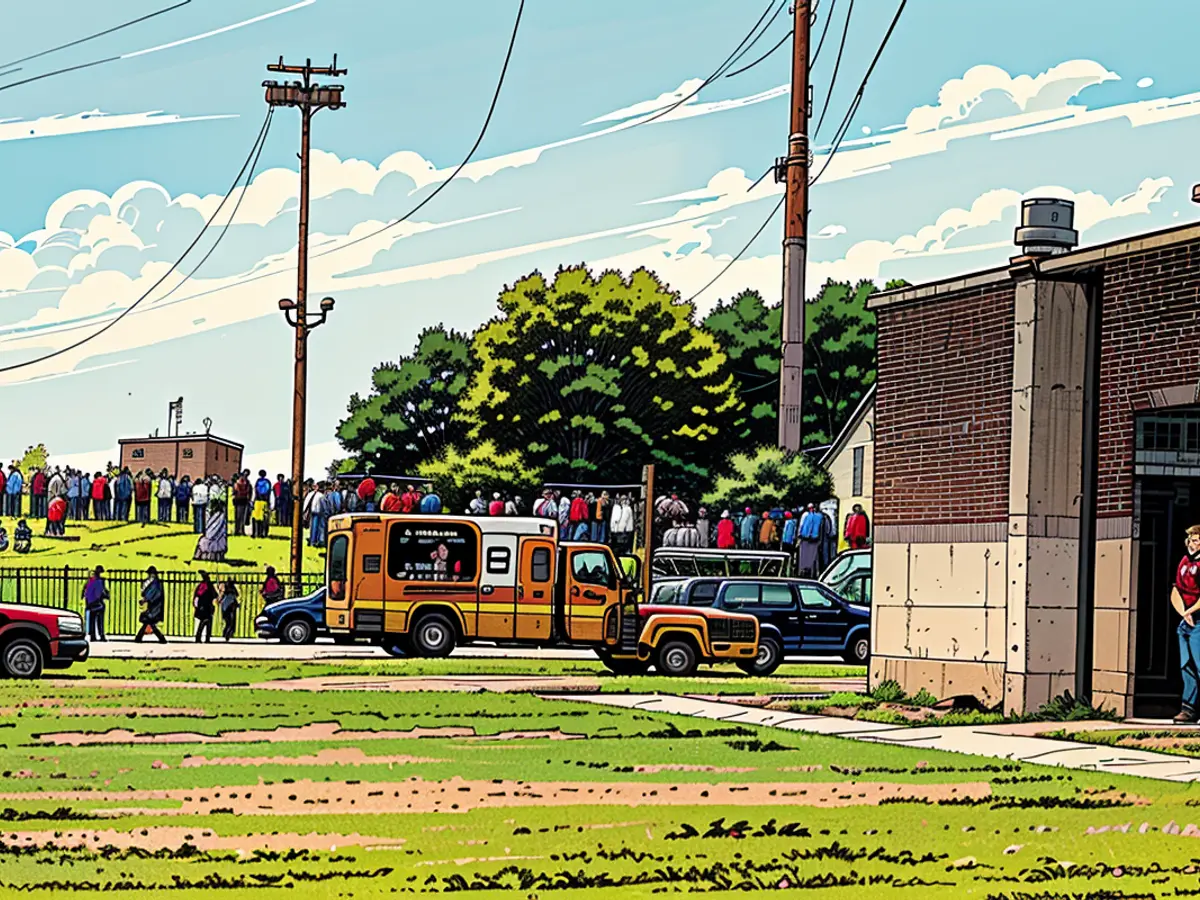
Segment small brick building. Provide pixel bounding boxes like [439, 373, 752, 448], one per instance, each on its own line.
[870, 212, 1200, 717]
[118, 434, 244, 483]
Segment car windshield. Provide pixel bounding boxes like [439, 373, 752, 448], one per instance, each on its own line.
[822, 553, 868, 585]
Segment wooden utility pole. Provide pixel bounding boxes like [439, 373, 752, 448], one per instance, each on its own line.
[776, 1, 811, 452]
[640, 464, 655, 601]
[264, 56, 347, 587]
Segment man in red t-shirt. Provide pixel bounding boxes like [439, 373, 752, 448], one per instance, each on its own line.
[380, 485, 403, 513]
[1172, 524, 1200, 723]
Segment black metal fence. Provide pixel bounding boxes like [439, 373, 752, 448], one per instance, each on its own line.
[0, 567, 323, 639]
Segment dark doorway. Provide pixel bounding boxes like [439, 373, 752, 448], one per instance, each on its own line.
[1134, 477, 1200, 718]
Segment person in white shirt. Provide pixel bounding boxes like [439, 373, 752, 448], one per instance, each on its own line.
[156, 471, 174, 523]
[191, 479, 210, 534]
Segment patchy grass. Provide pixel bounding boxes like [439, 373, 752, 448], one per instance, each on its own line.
[0, 665, 1195, 895]
[0, 518, 325, 575]
[65, 656, 865, 692]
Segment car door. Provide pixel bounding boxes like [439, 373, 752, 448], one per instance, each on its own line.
[516, 538, 554, 641]
[566, 548, 618, 642]
[796, 583, 848, 653]
[758, 582, 802, 653]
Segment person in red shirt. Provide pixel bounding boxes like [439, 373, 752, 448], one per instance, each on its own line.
[357, 476, 377, 512]
[488, 493, 505, 516]
[30, 468, 47, 519]
[844, 504, 870, 550]
[380, 485, 403, 513]
[716, 510, 736, 550]
[400, 484, 419, 514]
[46, 494, 67, 537]
[1173, 524, 1200, 722]
[91, 473, 108, 522]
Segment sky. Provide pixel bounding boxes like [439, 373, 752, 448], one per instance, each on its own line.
[0, 0, 1195, 476]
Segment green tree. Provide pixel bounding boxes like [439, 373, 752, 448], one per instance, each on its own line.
[702, 445, 831, 510]
[417, 441, 542, 514]
[802, 278, 878, 448]
[18, 443, 48, 473]
[336, 327, 473, 475]
[462, 266, 741, 486]
[702, 290, 780, 447]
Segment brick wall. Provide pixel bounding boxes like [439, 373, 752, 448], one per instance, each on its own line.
[1098, 239, 1200, 517]
[875, 284, 1015, 525]
[120, 439, 243, 482]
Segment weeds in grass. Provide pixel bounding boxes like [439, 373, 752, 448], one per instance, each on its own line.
[910, 688, 938, 707]
[1034, 692, 1122, 722]
[871, 680, 906, 703]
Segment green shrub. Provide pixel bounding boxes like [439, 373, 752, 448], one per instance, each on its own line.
[909, 688, 938, 707]
[1034, 691, 1121, 723]
[870, 679, 906, 703]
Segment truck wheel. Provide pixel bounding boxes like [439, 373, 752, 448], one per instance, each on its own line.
[655, 639, 698, 677]
[410, 612, 456, 658]
[597, 651, 649, 676]
[280, 617, 315, 645]
[846, 634, 870, 665]
[738, 637, 782, 677]
[1, 637, 44, 679]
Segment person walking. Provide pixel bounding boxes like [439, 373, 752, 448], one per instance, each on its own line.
[193, 572, 217, 642]
[135, 566, 167, 644]
[219, 578, 240, 641]
[175, 476, 192, 525]
[1175, 525, 1200, 723]
[261, 566, 285, 605]
[83, 566, 108, 642]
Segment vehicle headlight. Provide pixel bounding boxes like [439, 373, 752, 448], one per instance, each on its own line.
[56, 615, 84, 635]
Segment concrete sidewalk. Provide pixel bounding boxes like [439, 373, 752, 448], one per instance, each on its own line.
[84, 639, 597, 661]
[565, 693, 1200, 783]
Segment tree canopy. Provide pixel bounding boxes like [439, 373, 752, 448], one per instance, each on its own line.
[462, 266, 741, 485]
[336, 327, 473, 476]
[702, 445, 831, 510]
[416, 441, 542, 515]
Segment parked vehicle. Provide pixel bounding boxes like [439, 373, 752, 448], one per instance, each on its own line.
[821, 549, 872, 607]
[651, 548, 793, 579]
[323, 514, 758, 675]
[658, 576, 870, 673]
[256, 587, 357, 645]
[0, 602, 87, 678]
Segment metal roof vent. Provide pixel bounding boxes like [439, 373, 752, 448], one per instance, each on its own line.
[1014, 198, 1078, 256]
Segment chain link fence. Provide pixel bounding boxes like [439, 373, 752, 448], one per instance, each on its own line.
[0, 567, 322, 639]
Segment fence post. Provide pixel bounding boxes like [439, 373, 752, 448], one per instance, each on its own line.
[62, 565, 69, 610]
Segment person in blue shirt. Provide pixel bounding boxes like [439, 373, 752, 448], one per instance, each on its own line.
[114, 468, 134, 521]
[67, 470, 81, 521]
[420, 483, 442, 515]
[5, 465, 23, 518]
[79, 472, 92, 521]
[175, 476, 192, 524]
[255, 470, 272, 502]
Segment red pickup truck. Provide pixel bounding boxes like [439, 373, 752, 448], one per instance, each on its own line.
[0, 602, 88, 678]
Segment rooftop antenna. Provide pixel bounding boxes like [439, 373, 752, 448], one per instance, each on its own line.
[203, 417, 212, 435]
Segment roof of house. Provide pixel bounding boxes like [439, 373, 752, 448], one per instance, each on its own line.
[819, 384, 876, 469]
[868, 218, 1200, 311]
[119, 434, 244, 451]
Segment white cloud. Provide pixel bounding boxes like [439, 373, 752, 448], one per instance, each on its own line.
[1138, 77, 1155, 89]
[584, 79, 707, 124]
[812, 60, 1200, 186]
[0, 110, 235, 145]
[815, 224, 847, 239]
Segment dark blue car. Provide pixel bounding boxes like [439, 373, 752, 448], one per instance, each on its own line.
[657, 577, 870, 675]
[256, 587, 355, 645]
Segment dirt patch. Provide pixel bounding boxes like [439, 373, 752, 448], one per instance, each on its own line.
[256, 675, 604, 694]
[0, 778, 991, 816]
[47, 679, 220, 691]
[38, 721, 586, 747]
[631, 765, 756, 774]
[0, 827, 405, 853]
[180, 748, 445, 768]
[0, 706, 207, 718]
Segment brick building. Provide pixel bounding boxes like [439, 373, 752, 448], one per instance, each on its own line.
[870, 202, 1200, 717]
[118, 434, 244, 483]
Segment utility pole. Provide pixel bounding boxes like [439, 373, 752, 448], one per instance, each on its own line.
[776, 1, 811, 452]
[264, 56, 347, 587]
[640, 464, 655, 602]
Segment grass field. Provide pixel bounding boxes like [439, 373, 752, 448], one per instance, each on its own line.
[0, 660, 1198, 896]
[0, 519, 326, 573]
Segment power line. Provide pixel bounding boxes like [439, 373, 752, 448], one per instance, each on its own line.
[630, 0, 781, 129]
[724, 28, 792, 79]
[809, 0, 838, 66]
[0, 0, 192, 70]
[684, 195, 784, 305]
[0, 109, 274, 375]
[723, 0, 790, 73]
[813, 0, 853, 136]
[809, 0, 906, 187]
[301, 0, 525, 260]
[0, 56, 120, 94]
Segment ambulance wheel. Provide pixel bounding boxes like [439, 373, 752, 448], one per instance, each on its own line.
[654, 639, 698, 678]
[409, 612, 457, 658]
[597, 652, 648, 676]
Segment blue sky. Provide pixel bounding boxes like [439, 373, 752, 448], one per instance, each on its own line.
[0, 0, 1196, 474]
